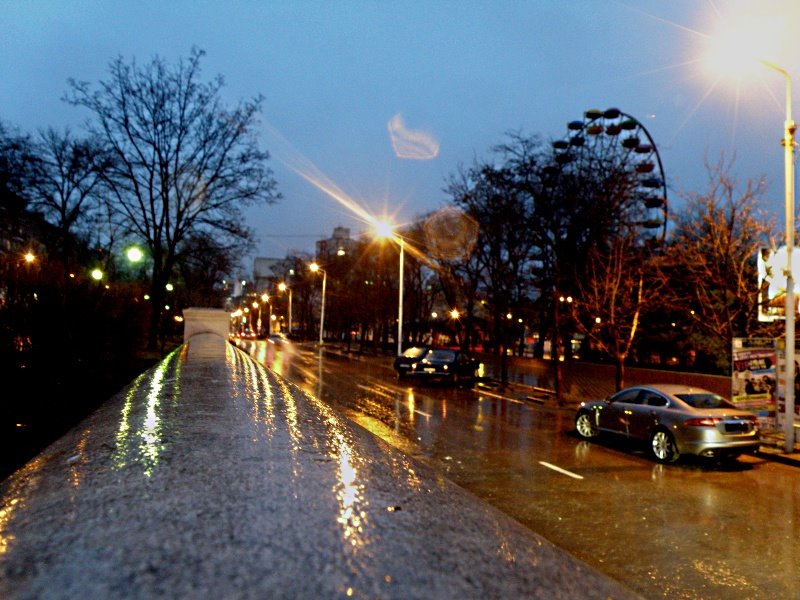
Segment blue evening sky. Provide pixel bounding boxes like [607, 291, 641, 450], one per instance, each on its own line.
[3, 1, 799, 267]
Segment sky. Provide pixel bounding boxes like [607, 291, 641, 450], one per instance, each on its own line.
[3, 0, 800, 273]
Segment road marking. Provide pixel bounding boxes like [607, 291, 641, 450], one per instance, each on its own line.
[539, 461, 584, 480]
[356, 384, 432, 417]
[476, 389, 525, 404]
[357, 384, 394, 399]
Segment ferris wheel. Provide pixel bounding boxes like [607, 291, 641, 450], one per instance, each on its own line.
[547, 107, 669, 244]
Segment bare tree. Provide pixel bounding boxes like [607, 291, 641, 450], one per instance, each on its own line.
[26, 127, 109, 270]
[446, 153, 540, 383]
[65, 48, 280, 349]
[575, 233, 659, 390]
[661, 155, 777, 371]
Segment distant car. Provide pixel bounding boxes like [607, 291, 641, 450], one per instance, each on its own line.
[575, 383, 761, 463]
[393, 346, 429, 378]
[394, 346, 478, 383]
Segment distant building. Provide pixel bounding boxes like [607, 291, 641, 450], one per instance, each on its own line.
[315, 226, 356, 261]
[252, 257, 283, 292]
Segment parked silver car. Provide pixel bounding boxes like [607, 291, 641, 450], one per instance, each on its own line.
[575, 383, 761, 463]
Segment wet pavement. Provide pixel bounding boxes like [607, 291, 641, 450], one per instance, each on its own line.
[330, 344, 800, 468]
[0, 334, 639, 599]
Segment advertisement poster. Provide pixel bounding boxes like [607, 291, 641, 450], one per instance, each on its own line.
[731, 338, 777, 429]
[774, 339, 800, 430]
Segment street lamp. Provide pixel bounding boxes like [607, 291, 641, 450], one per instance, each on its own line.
[261, 293, 271, 336]
[706, 28, 796, 451]
[374, 219, 405, 356]
[761, 61, 797, 452]
[252, 300, 261, 336]
[309, 262, 327, 345]
[278, 282, 292, 336]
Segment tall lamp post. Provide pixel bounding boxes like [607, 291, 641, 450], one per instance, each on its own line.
[762, 61, 797, 452]
[709, 29, 797, 451]
[278, 282, 292, 336]
[309, 262, 326, 346]
[262, 293, 271, 336]
[252, 300, 261, 337]
[374, 220, 405, 356]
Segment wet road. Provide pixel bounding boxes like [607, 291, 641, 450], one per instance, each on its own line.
[239, 339, 800, 600]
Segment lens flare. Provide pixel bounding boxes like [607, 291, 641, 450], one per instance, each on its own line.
[387, 113, 439, 160]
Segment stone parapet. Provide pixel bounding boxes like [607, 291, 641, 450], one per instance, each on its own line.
[182, 307, 230, 342]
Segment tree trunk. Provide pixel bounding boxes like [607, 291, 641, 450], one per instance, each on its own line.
[615, 354, 625, 391]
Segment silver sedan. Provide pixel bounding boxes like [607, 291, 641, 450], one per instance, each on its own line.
[575, 383, 761, 463]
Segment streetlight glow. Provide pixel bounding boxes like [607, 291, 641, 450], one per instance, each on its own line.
[373, 218, 405, 356]
[703, 14, 786, 81]
[310, 262, 327, 346]
[126, 246, 143, 263]
[278, 282, 292, 335]
[708, 23, 796, 451]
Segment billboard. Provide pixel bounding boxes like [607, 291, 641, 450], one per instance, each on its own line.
[758, 246, 800, 321]
[731, 338, 777, 429]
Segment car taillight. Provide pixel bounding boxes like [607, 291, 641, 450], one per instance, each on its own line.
[685, 417, 722, 427]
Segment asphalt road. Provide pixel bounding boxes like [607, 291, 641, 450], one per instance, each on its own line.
[237, 339, 800, 600]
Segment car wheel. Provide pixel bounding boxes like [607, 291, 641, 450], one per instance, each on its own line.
[575, 411, 598, 439]
[650, 429, 679, 463]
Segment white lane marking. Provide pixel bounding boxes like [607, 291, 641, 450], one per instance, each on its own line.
[357, 384, 394, 399]
[539, 461, 584, 480]
[356, 384, 432, 417]
[475, 389, 525, 404]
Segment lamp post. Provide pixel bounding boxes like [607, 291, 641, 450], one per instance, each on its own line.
[397, 236, 404, 356]
[309, 262, 326, 346]
[261, 293, 271, 336]
[252, 300, 261, 337]
[374, 220, 405, 356]
[279, 282, 292, 336]
[762, 61, 797, 452]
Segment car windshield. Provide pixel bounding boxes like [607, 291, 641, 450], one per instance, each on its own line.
[402, 347, 427, 358]
[676, 392, 736, 409]
[426, 349, 456, 361]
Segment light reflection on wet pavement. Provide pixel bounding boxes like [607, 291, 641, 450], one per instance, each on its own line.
[243, 340, 800, 600]
[1, 335, 636, 599]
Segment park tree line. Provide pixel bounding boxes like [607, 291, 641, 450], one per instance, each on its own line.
[291, 137, 779, 391]
[0, 48, 279, 477]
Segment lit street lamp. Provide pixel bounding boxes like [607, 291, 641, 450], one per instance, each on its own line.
[707, 26, 797, 451]
[278, 282, 292, 335]
[762, 61, 797, 452]
[374, 219, 405, 356]
[309, 262, 326, 345]
[262, 293, 271, 336]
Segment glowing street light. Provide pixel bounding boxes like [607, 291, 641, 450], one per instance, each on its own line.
[309, 262, 326, 346]
[374, 218, 405, 356]
[707, 27, 796, 451]
[278, 282, 292, 335]
[764, 61, 797, 452]
[126, 246, 143, 263]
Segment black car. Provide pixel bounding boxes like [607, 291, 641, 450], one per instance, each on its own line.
[394, 346, 479, 383]
[393, 346, 429, 378]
